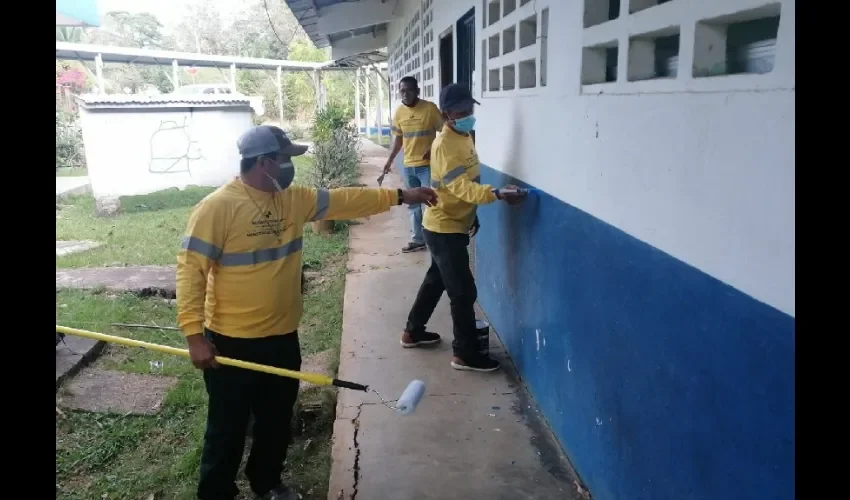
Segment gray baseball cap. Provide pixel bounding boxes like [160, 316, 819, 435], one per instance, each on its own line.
[237, 125, 309, 159]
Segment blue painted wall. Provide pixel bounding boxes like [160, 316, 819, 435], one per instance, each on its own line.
[359, 126, 391, 136]
[475, 164, 795, 500]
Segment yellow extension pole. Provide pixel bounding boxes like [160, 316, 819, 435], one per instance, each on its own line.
[55, 325, 337, 388]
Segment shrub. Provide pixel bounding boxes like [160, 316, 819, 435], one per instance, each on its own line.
[312, 104, 351, 143]
[56, 109, 86, 169]
[288, 123, 307, 140]
[306, 126, 361, 190]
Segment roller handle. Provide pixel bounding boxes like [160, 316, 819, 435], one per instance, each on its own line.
[332, 378, 369, 392]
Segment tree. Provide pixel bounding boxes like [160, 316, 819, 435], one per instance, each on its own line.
[88, 11, 171, 49]
[172, 0, 226, 55]
[56, 26, 87, 43]
[85, 11, 175, 93]
[224, 0, 302, 59]
[56, 0, 360, 124]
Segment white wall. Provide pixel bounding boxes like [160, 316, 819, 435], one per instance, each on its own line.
[386, 0, 795, 316]
[80, 107, 253, 199]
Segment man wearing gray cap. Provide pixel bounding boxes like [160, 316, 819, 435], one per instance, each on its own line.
[403, 84, 524, 372]
[176, 125, 437, 500]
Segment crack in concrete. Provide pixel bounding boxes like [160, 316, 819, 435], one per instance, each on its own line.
[350, 402, 363, 500]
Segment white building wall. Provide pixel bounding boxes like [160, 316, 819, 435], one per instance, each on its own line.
[79, 107, 253, 199]
[386, 0, 795, 316]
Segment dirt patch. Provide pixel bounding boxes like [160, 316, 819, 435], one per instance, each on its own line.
[56, 265, 177, 297]
[57, 368, 178, 415]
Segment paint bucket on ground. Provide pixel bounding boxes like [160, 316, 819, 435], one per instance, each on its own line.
[476, 320, 490, 357]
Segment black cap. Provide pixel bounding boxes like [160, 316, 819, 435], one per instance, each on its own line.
[440, 83, 480, 113]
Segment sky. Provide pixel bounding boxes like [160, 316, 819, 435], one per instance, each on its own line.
[96, 0, 242, 29]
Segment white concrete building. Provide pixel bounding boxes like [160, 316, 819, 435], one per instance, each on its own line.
[285, 1, 795, 499]
[77, 94, 254, 201]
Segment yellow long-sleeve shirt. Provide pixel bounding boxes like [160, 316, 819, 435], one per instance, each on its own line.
[177, 179, 397, 338]
[391, 99, 442, 167]
[423, 125, 498, 234]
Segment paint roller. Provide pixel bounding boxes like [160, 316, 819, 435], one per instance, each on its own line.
[55, 325, 426, 415]
[492, 188, 538, 196]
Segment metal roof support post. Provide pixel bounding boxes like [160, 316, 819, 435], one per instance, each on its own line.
[230, 63, 237, 92]
[365, 66, 371, 133]
[376, 67, 383, 143]
[95, 53, 104, 94]
[172, 60, 180, 90]
[386, 67, 391, 130]
[313, 69, 324, 113]
[322, 71, 328, 111]
[355, 68, 361, 133]
[276, 65, 284, 123]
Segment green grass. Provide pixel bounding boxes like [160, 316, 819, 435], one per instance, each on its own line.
[56, 236, 347, 499]
[56, 157, 316, 269]
[56, 154, 349, 499]
[57, 167, 89, 177]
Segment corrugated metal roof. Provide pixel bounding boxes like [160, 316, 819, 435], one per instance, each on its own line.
[56, 42, 324, 70]
[284, 0, 366, 49]
[321, 50, 388, 70]
[75, 94, 252, 109]
[285, 0, 329, 49]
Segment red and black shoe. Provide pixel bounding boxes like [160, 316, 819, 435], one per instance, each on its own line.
[400, 330, 442, 348]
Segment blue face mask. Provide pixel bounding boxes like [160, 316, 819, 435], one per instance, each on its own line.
[452, 115, 476, 134]
[265, 161, 295, 191]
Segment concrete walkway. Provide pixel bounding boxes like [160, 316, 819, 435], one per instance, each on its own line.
[328, 144, 581, 500]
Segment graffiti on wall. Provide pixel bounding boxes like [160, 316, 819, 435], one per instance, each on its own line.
[148, 116, 205, 174]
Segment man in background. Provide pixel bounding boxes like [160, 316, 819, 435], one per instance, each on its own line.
[382, 76, 443, 253]
[177, 125, 437, 500]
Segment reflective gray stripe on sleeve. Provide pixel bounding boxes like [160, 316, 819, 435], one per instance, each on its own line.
[181, 236, 223, 261]
[219, 237, 303, 267]
[430, 179, 442, 188]
[403, 130, 436, 138]
[442, 166, 467, 185]
[310, 188, 330, 221]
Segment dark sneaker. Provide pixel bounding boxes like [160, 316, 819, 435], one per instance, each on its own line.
[400, 330, 442, 348]
[451, 355, 501, 372]
[402, 241, 427, 253]
[256, 485, 298, 500]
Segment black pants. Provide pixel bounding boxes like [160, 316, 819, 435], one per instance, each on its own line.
[406, 229, 480, 359]
[197, 329, 302, 500]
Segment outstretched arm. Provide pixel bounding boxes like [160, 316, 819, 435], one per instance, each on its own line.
[302, 187, 437, 223]
[439, 168, 499, 205]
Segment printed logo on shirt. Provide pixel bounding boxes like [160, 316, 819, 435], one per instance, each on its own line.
[401, 114, 425, 127]
[247, 215, 293, 238]
[463, 148, 479, 167]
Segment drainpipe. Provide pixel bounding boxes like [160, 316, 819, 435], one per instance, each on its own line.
[95, 53, 104, 93]
[355, 67, 361, 132]
[172, 60, 180, 91]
